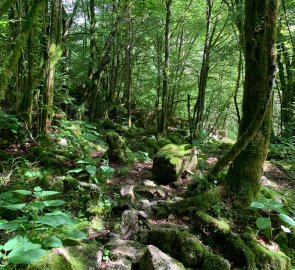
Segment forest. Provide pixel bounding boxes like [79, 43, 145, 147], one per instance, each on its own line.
[0, 0, 294, 269]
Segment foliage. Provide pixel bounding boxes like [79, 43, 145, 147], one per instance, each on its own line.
[250, 198, 295, 239]
[0, 186, 86, 266]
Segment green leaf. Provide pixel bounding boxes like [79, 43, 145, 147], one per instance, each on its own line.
[29, 201, 46, 210]
[43, 236, 63, 248]
[279, 214, 295, 227]
[34, 186, 42, 192]
[76, 160, 89, 164]
[250, 201, 266, 209]
[100, 165, 115, 174]
[38, 191, 60, 197]
[0, 192, 13, 199]
[13, 190, 32, 195]
[43, 200, 65, 207]
[64, 230, 87, 240]
[67, 168, 84, 174]
[25, 171, 42, 179]
[8, 248, 47, 264]
[256, 217, 271, 230]
[37, 212, 77, 227]
[3, 235, 24, 251]
[0, 221, 21, 231]
[2, 203, 26, 210]
[86, 165, 97, 176]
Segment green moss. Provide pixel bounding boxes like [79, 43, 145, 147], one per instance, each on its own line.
[202, 252, 231, 270]
[27, 252, 85, 270]
[197, 210, 230, 233]
[196, 211, 256, 269]
[276, 232, 295, 266]
[177, 187, 222, 215]
[247, 237, 291, 270]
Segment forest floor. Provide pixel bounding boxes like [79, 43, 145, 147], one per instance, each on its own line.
[0, 122, 294, 269]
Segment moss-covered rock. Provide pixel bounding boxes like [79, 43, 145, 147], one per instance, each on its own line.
[106, 131, 134, 163]
[138, 245, 186, 270]
[196, 211, 292, 270]
[146, 224, 230, 269]
[28, 243, 100, 270]
[167, 132, 187, 145]
[105, 238, 147, 262]
[276, 231, 295, 266]
[102, 118, 116, 130]
[152, 144, 197, 184]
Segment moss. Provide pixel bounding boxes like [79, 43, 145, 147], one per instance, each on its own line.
[276, 232, 295, 266]
[106, 131, 134, 163]
[153, 144, 197, 184]
[202, 252, 231, 270]
[246, 236, 291, 270]
[196, 211, 256, 269]
[27, 252, 85, 270]
[176, 187, 222, 215]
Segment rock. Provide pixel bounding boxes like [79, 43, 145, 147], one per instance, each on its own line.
[27, 243, 100, 270]
[105, 238, 146, 262]
[102, 118, 116, 130]
[120, 185, 135, 203]
[104, 258, 133, 270]
[106, 131, 134, 163]
[153, 144, 197, 184]
[120, 210, 139, 240]
[146, 224, 230, 269]
[138, 245, 186, 270]
[196, 211, 291, 270]
[139, 199, 151, 208]
[135, 185, 166, 199]
[143, 179, 157, 186]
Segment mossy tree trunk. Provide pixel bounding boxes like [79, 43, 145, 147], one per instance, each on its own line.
[159, 0, 172, 134]
[223, 0, 279, 206]
[41, 0, 63, 133]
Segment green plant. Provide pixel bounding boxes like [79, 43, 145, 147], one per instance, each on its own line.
[250, 199, 295, 239]
[0, 186, 86, 266]
[67, 159, 115, 184]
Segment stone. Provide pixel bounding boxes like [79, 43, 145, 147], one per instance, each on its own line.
[106, 131, 133, 163]
[143, 179, 157, 186]
[138, 245, 186, 270]
[105, 238, 146, 262]
[152, 144, 197, 184]
[120, 210, 139, 240]
[135, 185, 166, 199]
[104, 258, 133, 270]
[120, 185, 135, 203]
[146, 224, 230, 269]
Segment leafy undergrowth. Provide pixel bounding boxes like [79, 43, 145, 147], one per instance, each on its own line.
[0, 121, 294, 269]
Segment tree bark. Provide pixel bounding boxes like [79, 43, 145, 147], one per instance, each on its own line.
[159, 0, 172, 134]
[211, 0, 279, 206]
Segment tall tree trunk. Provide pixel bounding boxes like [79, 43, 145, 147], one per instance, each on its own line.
[124, 0, 132, 127]
[41, 0, 63, 133]
[222, 0, 279, 206]
[192, 0, 213, 135]
[159, 0, 172, 134]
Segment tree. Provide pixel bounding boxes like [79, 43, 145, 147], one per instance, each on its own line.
[210, 0, 279, 206]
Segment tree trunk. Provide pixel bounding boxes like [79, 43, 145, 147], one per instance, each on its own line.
[41, 0, 63, 133]
[159, 0, 172, 134]
[223, 0, 279, 206]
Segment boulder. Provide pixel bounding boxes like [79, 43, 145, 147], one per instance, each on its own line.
[196, 211, 291, 270]
[104, 258, 133, 270]
[153, 144, 197, 184]
[146, 224, 230, 269]
[120, 210, 139, 240]
[138, 245, 186, 270]
[105, 238, 146, 262]
[106, 131, 133, 163]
